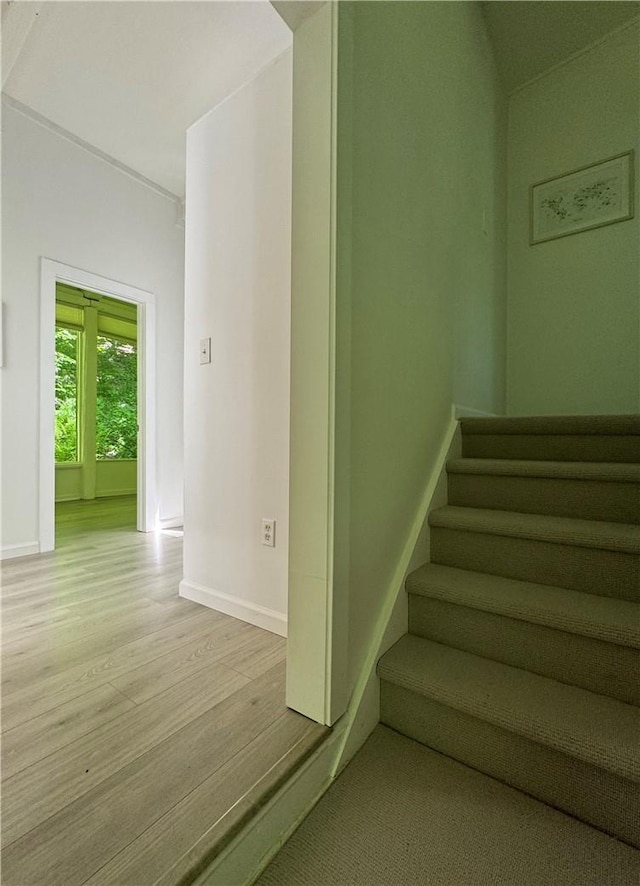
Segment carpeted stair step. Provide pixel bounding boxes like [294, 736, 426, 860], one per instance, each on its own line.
[256, 726, 640, 886]
[407, 564, 640, 648]
[447, 459, 640, 524]
[406, 564, 640, 705]
[378, 634, 640, 846]
[460, 414, 640, 463]
[429, 506, 640, 600]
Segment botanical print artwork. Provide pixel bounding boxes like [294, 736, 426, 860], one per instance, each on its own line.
[531, 152, 633, 244]
[540, 174, 620, 227]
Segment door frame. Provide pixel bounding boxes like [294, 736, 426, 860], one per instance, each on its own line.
[39, 257, 156, 550]
[279, 1, 349, 726]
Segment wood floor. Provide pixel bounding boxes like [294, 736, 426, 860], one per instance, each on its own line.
[1, 497, 328, 886]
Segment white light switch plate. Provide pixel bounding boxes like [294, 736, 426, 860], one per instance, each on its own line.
[200, 337, 211, 364]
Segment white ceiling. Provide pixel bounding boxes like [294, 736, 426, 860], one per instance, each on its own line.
[483, 1, 640, 93]
[2, 1, 292, 197]
[4, 2, 637, 197]
[271, 0, 324, 32]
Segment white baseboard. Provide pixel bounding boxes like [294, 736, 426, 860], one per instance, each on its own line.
[55, 490, 137, 503]
[1, 541, 41, 560]
[453, 404, 499, 419]
[192, 725, 345, 886]
[159, 515, 184, 529]
[96, 488, 137, 498]
[179, 579, 287, 638]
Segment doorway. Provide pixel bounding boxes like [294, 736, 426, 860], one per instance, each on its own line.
[54, 285, 138, 513]
[40, 258, 157, 551]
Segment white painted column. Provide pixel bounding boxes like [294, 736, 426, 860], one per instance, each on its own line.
[286, 2, 349, 726]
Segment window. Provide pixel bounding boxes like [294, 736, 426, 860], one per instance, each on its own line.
[55, 326, 80, 463]
[54, 287, 138, 477]
[96, 335, 137, 459]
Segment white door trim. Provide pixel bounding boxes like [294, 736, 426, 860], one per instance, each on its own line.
[285, 1, 348, 726]
[39, 258, 156, 550]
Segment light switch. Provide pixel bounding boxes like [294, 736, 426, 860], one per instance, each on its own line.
[200, 337, 211, 364]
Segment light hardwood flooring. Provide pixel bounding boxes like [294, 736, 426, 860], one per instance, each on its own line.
[1, 496, 328, 886]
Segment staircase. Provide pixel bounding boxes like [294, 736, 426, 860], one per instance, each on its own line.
[378, 415, 640, 847]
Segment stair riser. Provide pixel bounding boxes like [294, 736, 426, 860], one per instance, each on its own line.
[448, 474, 640, 524]
[462, 434, 640, 463]
[380, 683, 640, 848]
[430, 528, 640, 601]
[408, 596, 640, 706]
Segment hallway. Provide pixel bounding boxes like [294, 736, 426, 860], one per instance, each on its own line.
[1, 498, 327, 885]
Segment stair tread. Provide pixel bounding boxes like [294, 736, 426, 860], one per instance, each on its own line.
[406, 564, 640, 649]
[378, 635, 640, 781]
[447, 458, 640, 483]
[460, 415, 640, 437]
[429, 506, 640, 554]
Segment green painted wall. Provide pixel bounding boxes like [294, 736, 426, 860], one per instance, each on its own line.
[55, 461, 136, 501]
[336, 1, 506, 688]
[506, 22, 640, 415]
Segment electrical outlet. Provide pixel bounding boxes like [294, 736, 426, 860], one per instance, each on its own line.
[200, 337, 211, 364]
[262, 518, 276, 547]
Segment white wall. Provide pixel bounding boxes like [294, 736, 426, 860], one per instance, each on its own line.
[1, 102, 185, 555]
[506, 21, 640, 415]
[181, 50, 292, 635]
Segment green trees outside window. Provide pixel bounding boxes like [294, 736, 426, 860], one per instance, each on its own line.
[55, 326, 79, 462]
[55, 327, 137, 463]
[96, 336, 137, 459]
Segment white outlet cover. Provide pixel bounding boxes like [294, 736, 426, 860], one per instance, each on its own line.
[262, 518, 276, 547]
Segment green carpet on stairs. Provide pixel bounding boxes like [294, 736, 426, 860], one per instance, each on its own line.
[254, 725, 640, 886]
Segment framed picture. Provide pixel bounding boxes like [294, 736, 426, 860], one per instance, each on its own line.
[530, 151, 634, 245]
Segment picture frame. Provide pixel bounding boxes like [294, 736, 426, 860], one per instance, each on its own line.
[530, 150, 634, 245]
